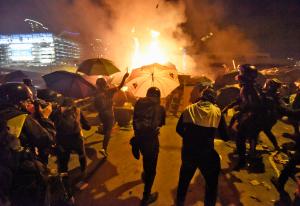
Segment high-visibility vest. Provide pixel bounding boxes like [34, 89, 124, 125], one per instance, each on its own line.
[7, 114, 28, 138]
[182, 101, 221, 128]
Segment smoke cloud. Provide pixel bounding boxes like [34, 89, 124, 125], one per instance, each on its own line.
[2, 0, 259, 79]
[183, 0, 258, 78]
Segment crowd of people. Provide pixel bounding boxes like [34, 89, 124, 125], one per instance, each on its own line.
[1, 64, 300, 206]
[0, 81, 91, 205]
[130, 64, 300, 206]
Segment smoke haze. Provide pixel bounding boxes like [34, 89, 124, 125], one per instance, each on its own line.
[0, 0, 259, 78]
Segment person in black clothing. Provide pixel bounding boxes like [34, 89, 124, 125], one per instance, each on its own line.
[270, 86, 300, 198]
[176, 87, 229, 206]
[271, 136, 300, 201]
[132, 87, 166, 206]
[260, 78, 287, 150]
[94, 72, 129, 156]
[224, 64, 263, 170]
[0, 83, 55, 205]
[0, 83, 56, 164]
[273, 152, 300, 193]
[51, 97, 91, 179]
[0, 119, 16, 206]
[0, 118, 50, 206]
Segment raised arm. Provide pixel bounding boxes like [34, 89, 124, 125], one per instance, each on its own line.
[118, 72, 130, 90]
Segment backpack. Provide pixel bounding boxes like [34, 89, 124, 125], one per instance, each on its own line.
[133, 98, 161, 135]
[56, 106, 81, 136]
[11, 151, 48, 206]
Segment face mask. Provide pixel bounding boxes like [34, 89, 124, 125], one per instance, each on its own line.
[24, 102, 35, 114]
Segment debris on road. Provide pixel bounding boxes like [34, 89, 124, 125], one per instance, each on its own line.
[261, 181, 272, 190]
[250, 195, 262, 202]
[249, 179, 260, 186]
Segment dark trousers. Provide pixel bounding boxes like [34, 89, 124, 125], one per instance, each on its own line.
[99, 112, 114, 151]
[278, 152, 300, 190]
[263, 128, 279, 150]
[236, 129, 277, 161]
[177, 150, 220, 206]
[235, 112, 263, 161]
[236, 128, 260, 161]
[138, 135, 159, 198]
[142, 153, 158, 197]
[57, 135, 86, 173]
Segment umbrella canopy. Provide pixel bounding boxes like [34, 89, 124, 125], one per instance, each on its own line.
[43, 71, 96, 99]
[37, 89, 64, 104]
[281, 69, 300, 83]
[109, 71, 128, 86]
[216, 86, 240, 109]
[260, 67, 300, 84]
[2, 70, 28, 83]
[214, 71, 238, 89]
[214, 71, 266, 90]
[126, 63, 180, 98]
[78, 58, 120, 76]
[82, 75, 110, 87]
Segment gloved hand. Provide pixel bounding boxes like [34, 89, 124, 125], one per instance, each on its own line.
[130, 136, 140, 160]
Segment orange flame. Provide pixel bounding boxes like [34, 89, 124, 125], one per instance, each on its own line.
[131, 29, 168, 70]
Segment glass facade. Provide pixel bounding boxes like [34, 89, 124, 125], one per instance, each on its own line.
[0, 33, 80, 67]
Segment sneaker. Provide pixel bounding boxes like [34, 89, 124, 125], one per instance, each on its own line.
[140, 192, 158, 206]
[99, 149, 108, 157]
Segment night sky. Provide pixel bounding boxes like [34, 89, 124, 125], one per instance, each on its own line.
[224, 0, 300, 57]
[0, 0, 299, 58]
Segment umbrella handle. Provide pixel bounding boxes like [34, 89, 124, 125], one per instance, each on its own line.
[151, 73, 154, 87]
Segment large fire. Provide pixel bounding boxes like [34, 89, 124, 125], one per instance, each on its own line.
[131, 29, 169, 70]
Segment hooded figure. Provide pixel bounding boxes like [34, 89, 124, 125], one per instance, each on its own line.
[176, 87, 228, 206]
[132, 87, 166, 206]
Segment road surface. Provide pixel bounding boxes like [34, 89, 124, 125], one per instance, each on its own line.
[75, 116, 297, 206]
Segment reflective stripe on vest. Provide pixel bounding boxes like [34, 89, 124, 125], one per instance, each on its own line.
[7, 114, 28, 138]
[183, 101, 221, 128]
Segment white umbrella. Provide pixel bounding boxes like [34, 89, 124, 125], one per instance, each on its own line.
[126, 63, 180, 98]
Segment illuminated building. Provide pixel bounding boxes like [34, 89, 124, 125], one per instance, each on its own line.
[0, 33, 80, 67]
[24, 19, 48, 32]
